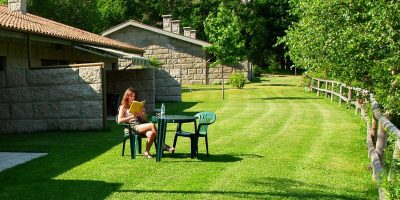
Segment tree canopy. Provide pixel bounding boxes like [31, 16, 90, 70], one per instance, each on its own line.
[0, 0, 292, 69]
[204, 3, 245, 66]
[283, 0, 400, 116]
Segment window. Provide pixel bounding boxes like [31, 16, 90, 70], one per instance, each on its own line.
[0, 56, 6, 71]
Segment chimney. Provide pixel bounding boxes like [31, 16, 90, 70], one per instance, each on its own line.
[183, 27, 191, 37]
[8, 0, 27, 14]
[162, 14, 172, 32]
[171, 20, 180, 34]
[190, 30, 197, 39]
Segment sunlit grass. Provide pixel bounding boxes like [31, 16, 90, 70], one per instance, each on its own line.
[0, 75, 377, 199]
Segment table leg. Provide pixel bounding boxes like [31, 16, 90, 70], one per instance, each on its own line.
[129, 133, 136, 159]
[156, 119, 168, 162]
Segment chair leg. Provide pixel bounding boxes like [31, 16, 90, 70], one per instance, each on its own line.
[172, 134, 178, 155]
[190, 136, 196, 159]
[138, 137, 142, 154]
[205, 135, 209, 157]
[122, 137, 127, 156]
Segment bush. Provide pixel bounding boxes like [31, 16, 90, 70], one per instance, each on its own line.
[229, 72, 247, 89]
[252, 65, 263, 77]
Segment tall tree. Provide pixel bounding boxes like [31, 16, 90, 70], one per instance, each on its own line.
[204, 2, 246, 99]
[28, 0, 100, 32]
[283, 0, 400, 116]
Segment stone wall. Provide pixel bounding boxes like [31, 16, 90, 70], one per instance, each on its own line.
[0, 64, 105, 134]
[106, 26, 249, 101]
[106, 69, 155, 115]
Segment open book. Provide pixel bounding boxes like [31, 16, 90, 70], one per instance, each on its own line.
[129, 100, 145, 113]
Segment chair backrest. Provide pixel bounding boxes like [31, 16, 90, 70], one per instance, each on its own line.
[195, 112, 216, 135]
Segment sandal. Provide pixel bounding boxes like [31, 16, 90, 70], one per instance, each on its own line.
[163, 145, 175, 152]
[143, 152, 153, 159]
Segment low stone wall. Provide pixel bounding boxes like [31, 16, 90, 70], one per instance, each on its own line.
[0, 63, 104, 134]
[106, 69, 155, 114]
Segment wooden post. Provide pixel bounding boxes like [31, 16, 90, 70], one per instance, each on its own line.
[355, 91, 360, 115]
[347, 87, 352, 105]
[339, 85, 343, 107]
[330, 82, 334, 102]
[310, 78, 314, 92]
[371, 115, 377, 140]
[325, 81, 328, 98]
[317, 80, 321, 96]
[376, 120, 387, 166]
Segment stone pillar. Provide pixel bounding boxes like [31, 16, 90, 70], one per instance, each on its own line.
[8, 0, 27, 14]
[183, 27, 191, 37]
[162, 15, 172, 32]
[171, 20, 180, 34]
[190, 30, 197, 39]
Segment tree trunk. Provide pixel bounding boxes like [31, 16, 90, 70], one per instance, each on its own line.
[222, 65, 225, 100]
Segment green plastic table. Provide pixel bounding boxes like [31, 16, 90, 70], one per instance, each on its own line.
[156, 115, 196, 162]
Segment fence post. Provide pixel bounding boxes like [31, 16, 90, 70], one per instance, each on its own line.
[317, 80, 320, 96]
[331, 82, 334, 102]
[347, 87, 352, 105]
[339, 85, 343, 107]
[355, 91, 360, 115]
[376, 120, 388, 166]
[371, 115, 377, 140]
[325, 81, 328, 98]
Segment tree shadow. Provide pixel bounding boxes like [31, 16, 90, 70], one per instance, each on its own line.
[250, 97, 323, 101]
[0, 121, 123, 199]
[155, 101, 201, 116]
[163, 153, 243, 162]
[247, 177, 371, 200]
[182, 87, 235, 93]
[116, 176, 370, 199]
[257, 83, 296, 87]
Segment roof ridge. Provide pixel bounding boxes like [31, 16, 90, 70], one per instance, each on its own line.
[0, 5, 144, 53]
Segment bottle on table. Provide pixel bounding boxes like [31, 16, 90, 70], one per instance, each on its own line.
[161, 103, 165, 118]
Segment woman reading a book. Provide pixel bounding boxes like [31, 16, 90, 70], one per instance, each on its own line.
[117, 87, 174, 158]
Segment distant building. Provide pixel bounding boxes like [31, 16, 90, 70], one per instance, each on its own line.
[102, 15, 250, 102]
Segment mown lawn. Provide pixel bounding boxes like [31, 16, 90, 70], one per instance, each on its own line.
[0, 75, 378, 199]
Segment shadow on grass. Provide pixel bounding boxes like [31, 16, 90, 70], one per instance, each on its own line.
[248, 177, 370, 200]
[257, 83, 296, 87]
[250, 97, 323, 101]
[156, 102, 200, 116]
[163, 153, 243, 162]
[182, 87, 235, 93]
[0, 179, 121, 199]
[0, 121, 123, 199]
[163, 153, 264, 163]
[116, 176, 368, 199]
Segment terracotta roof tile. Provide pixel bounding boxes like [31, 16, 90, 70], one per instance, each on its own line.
[0, 6, 143, 53]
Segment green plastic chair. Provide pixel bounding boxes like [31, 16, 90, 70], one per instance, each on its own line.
[172, 112, 216, 157]
[116, 113, 144, 159]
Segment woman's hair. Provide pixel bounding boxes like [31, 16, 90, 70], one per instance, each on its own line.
[121, 87, 137, 108]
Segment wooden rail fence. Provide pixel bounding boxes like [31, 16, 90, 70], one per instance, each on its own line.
[307, 76, 400, 200]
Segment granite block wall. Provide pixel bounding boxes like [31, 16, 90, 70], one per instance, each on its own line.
[0, 64, 105, 134]
[106, 69, 155, 114]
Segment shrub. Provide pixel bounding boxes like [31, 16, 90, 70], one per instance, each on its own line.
[229, 72, 247, 89]
[252, 65, 263, 77]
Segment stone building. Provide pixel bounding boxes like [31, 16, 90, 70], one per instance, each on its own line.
[102, 15, 250, 102]
[0, 0, 155, 133]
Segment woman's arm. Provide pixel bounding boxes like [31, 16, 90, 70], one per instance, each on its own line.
[117, 106, 135, 124]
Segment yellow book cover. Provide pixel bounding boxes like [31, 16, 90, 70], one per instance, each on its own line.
[129, 100, 145, 113]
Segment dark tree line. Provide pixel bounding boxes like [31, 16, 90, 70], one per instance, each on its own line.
[0, 0, 292, 69]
